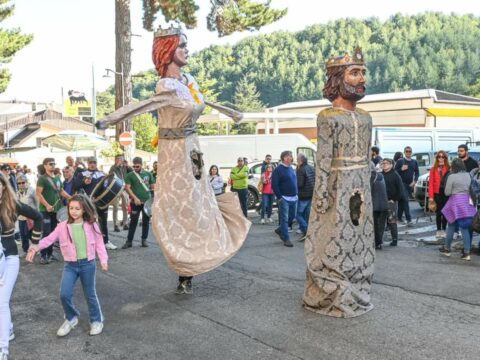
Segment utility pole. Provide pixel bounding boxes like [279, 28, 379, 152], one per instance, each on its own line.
[115, 0, 132, 139]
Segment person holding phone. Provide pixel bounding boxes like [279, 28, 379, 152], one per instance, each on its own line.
[394, 146, 419, 226]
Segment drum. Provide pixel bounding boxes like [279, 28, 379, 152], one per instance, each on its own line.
[143, 198, 153, 217]
[56, 207, 68, 222]
[91, 174, 125, 210]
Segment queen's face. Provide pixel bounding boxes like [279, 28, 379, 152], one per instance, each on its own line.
[173, 35, 188, 67]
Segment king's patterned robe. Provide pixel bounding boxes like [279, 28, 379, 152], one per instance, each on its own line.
[303, 107, 375, 318]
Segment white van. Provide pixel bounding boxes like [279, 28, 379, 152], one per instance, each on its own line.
[199, 134, 316, 179]
[372, 127, 480, 159]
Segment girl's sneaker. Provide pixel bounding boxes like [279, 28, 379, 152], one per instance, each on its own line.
[57, 317, 78, 337]
[89, 322, 104, 336]
[461, 252, 471, 261]
[267, 218, 274, 224]
[260, 219, 265, 224]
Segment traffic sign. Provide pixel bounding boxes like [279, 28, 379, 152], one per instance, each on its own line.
[119, 132, 133, 146]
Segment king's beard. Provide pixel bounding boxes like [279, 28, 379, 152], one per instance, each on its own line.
[339, 81, 366, 102]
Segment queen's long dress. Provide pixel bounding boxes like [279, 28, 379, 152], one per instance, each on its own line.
[303, 107, 375, 318]
[100, 76, 251, 276]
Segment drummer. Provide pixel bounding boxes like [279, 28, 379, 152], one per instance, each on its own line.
[122, 157, 155, 249]
[36, 157, 72, 264]
[73, 157, 118, 250]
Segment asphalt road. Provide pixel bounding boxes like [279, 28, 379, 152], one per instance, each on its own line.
[8, 202, 480, 360]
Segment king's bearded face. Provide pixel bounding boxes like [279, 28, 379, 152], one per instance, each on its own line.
[339, 65, 367, 102]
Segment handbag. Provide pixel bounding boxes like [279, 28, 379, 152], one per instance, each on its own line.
[427, 199, 437, 213]
[469, 175, 480, 205]
[257, 178, 264, 193]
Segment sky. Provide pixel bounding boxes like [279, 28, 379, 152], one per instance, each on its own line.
[0, 0, 478, 103]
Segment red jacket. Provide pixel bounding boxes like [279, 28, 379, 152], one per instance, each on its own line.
[428, 166, 448, 198]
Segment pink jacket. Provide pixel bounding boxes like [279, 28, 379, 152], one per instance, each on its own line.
[38, 221, 108, 264]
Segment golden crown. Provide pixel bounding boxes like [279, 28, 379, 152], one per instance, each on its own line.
[326, 46, 364, 68]
[154, 24, 183, 38]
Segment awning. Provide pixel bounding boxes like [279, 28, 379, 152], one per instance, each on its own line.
[426, 108, 480, 117]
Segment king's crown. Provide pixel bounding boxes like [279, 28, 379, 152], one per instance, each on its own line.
[326, 46, 364, 68]
[154, 24, 182, 38]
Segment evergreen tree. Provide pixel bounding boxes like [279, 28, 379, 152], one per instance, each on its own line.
[0, 0, 33, 93]
[233, 77, 265, 111]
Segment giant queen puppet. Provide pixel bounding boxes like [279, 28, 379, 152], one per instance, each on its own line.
[96, 25, 251, 294]
[303, 47, 375, 318]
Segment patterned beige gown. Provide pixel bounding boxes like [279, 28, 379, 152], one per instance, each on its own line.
[303, 107, 375, 318]
[101, 76, 251, 276]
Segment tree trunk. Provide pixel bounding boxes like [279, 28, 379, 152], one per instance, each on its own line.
[115, 0, 133, 137]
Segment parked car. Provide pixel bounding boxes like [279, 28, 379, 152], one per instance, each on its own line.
[412, 151, 438, 176]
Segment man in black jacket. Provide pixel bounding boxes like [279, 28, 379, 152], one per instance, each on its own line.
[296, 153, 315, 241]
[457, 144, 479, 173]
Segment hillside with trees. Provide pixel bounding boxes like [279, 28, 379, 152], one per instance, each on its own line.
[97, 12, 480, 142]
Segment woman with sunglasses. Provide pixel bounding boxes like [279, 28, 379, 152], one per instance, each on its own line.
[428, 151, 450, 239]
[16, 175, 38, 256]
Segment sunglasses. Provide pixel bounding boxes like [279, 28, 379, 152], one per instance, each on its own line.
[404, 150, 412, 153]
[17, 182, 25, 185]
[48, 162, 56, 166]
[133, 165, 141, 168]
[437, 155, 446, 159]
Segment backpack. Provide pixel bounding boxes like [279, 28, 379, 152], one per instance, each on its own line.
[469, 174, 480, 205]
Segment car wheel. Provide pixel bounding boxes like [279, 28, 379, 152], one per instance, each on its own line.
[247, 187, 259, 210]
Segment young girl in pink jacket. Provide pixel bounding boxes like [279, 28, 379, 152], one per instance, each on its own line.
[27, 194, 108, 337]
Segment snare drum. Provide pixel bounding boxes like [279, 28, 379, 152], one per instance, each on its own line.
[143, 198, 153, 217]
[90, 174, 125, 210]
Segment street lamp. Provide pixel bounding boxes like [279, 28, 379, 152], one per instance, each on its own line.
[103, 63, 125, 107]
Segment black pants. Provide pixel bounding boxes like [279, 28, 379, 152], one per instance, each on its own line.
[96, 207, 109, 244]
[179, 276, 193, 282]
[41, 211, 58, 258]
[231, 188, 248, 217]
[374, 210, 388, 246]
[397, 183, 412, 222]
[127, 203, 150, 243]
[433, 193, 448, 231]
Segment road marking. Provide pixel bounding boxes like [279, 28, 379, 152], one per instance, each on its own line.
[398, 224, 437, 235]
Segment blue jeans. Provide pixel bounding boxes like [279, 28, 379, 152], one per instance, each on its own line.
[296, 199, 312, 234]
[60, 259, 103, 323]
[445, 218, 473, 253]
[277, 198, 297, 241]
[261, 194, 274, 219]
[18, 220, 31, 253]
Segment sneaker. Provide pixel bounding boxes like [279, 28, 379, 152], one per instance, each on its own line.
[406, 221, 414, 227]
[375, 244, 382, 250]
[141, 239, 148, 248]
[390, 240, 397, 247]
[175, 281, 186, 294]
[123, 224, 129, 231]
[184, 279, 193, 294]
[274, 228, 285, 241]
[439, 247, 451, 257]
[267, 218, 274, 224]
[435, 231, 442, 239]
[89, 322, 104, 336]
[297, 233, 306, 242]
[453, 232, 462, 240]
[283, 240, 293, 247]
[114, 226, 120, 232]
[121, 242, 132, 249]
[260, 219, 265, 224]
[0, 351, 7, 360]
[295, 229, 303, 234]
[105, 241, 117, 250]
[288, 226, 293, 233]
[57, 317, 78, 337]
[461, 252, 471, 261]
